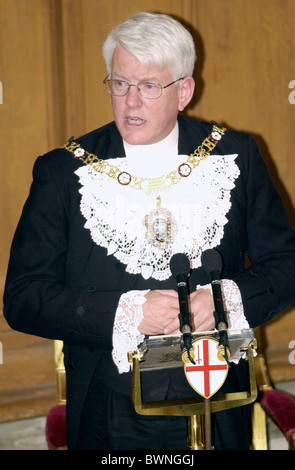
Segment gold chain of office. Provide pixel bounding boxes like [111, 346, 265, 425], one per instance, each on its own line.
[63, 123, 226, 195]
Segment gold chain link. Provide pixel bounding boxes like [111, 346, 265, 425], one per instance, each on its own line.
[63, 124, 226, 194]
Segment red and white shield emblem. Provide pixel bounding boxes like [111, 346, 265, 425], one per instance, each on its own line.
[183, 337, 229, 398]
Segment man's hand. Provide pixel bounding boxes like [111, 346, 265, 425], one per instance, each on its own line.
[138, 288, 215, 336]
[138, 289, 179, 335]
[188, 288, 215, 332]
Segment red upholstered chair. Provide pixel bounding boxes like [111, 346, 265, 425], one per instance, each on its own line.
[260, 388, 295, 449]
[46, 404, 67, 450]
[45, 340, 67, 450]
[252, 328, 295, 450]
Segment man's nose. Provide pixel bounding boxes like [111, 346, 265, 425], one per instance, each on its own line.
[125, 84, 143, 107]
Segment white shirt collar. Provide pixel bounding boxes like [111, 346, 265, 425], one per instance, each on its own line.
[122, 122, 179, 176]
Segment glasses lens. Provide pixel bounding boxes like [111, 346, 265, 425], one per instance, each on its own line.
[106, 80, 129, 96]
[104, 79, 162, 99]
[139, 82, 162, 99]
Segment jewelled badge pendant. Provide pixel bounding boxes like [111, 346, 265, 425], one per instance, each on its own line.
[144, 196, 177, 249]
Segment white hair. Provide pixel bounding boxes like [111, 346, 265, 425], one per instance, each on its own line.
[102, 12, 196, 79]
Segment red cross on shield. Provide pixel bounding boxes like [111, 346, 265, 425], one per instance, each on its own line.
[183, 337, 229, 398]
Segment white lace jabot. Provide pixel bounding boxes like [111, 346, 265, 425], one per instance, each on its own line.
[75, 127, 240, 281]
[74, 123, 249, 373]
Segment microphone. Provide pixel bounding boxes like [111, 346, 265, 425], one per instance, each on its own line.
[201, 249, 230, 363]
[170, 253, 195, 364]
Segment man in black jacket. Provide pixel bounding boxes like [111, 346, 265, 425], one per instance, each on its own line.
[4, 12, 295, 450]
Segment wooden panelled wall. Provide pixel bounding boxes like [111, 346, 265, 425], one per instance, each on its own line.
[1, 0, 295, 409]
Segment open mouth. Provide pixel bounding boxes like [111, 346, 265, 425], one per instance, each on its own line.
[126, 117, 146, 125]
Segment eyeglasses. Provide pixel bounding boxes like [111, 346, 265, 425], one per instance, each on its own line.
[103, 76, 184, 100]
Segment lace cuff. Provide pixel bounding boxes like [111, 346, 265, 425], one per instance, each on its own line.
[112, 281, 248, 373]
[197, 279, 249, 330]
[112, 290, 149, 374]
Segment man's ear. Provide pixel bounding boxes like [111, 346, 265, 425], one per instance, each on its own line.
[178, 77, 195, 112]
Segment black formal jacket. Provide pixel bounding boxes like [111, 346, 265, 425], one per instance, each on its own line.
[4, 115, 295, 448]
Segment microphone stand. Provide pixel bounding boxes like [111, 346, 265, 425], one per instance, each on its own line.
[175, 273, 195, 365]
[210, 272, 230, 366]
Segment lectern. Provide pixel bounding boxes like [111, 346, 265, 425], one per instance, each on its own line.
[128, 328, 257, 450]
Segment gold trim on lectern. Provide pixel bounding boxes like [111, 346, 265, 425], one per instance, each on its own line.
[128, 329, 257, 450]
